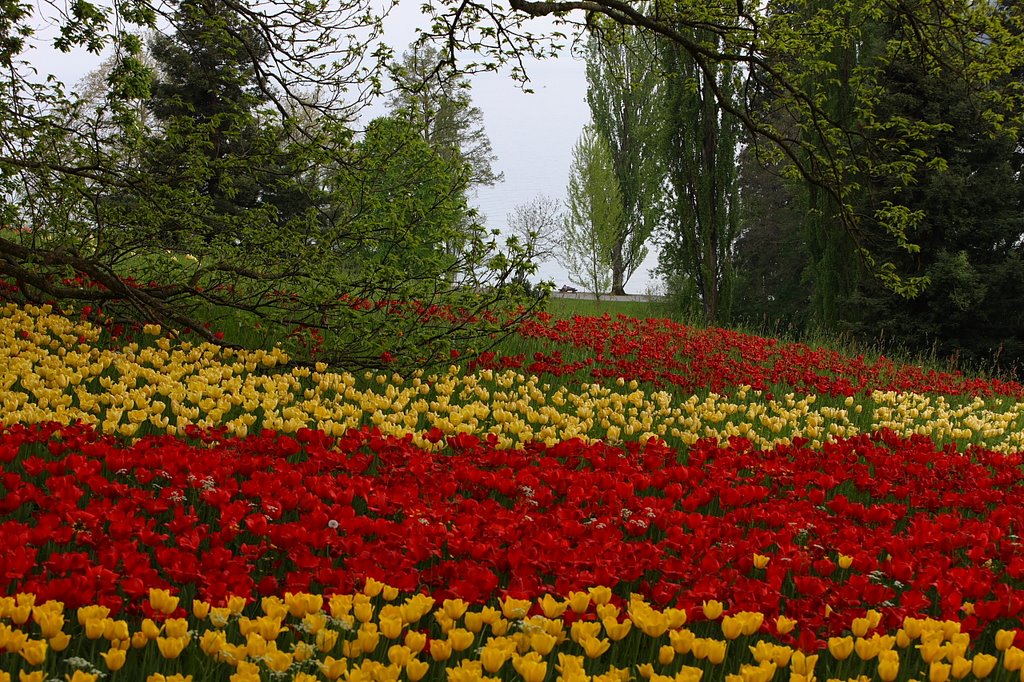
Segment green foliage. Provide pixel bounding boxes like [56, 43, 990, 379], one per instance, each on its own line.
[584, 23, 663, 295]
[387, 42, 502, 191]
[0, 0, 539, 370]
[560, 126, 622, 296]
[845, 44, 1024, 374]
[655, 21, 742, 325]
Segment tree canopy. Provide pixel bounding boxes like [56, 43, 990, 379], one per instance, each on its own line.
[0, 0, 538, 369]
[2, 0, 1023, 369]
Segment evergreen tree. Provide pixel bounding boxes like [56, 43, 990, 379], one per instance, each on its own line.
[848, 50, 1024, 373]
[388, 42, 502, 191]
[142, 0, 282, 248]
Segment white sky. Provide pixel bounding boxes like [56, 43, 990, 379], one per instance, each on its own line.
[22, 1, 662, 294]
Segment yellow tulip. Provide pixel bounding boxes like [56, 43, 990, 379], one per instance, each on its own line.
[406, 659, 430, 682]
[164, 618, 189, 639]
[501, 596, 532, 620]
[380, 615, 404, 639]
[64, 673, 99, 682]
[602, 617, 632, 641]
[443, 599, 470, 620]
[156, 635, 188, 659]
[513, 655, 548, 682]
[579, 635, 611, 659]
[48, 631, 71, 652]
[973, 654, 998, 678]
[721, 616, 744, 640]
[481, 646, 510, 672]
[448, 628, 476, 652]
[930, 661, 951, 682]
[1005, 647, 1024, 672]
[791, 651, 819, 676]
[33, 610, 64, 639]
[540, 594, 568, 619]
[18, 639, 47, 666]
[264, 649, 292, 673]
[388, 645, 413, 667]
[855, 636, 880, 660]
[878, 657, 899, 682]
[320, 656, 348, 681]
[740, 611, 763, 636]
[706, 639, 727, 665]
[588, 586, 613, 605]
[148, 588, 180, 615]
[100, 647, 127, 672]
[828, 636, 854, 661]
[950, 656, 971, 680]
[429, 639, 452, 661]
[851, 617, 870, 638]
[997, 630, 1018, 652]
[702, 600, 724, 620]
[530, 631, 557, 655]
[659, 645, 676, 665]
[192, 600, 211, 620]
[567, 592, 591, 614]
[752, 554, 770, 569]
[404, 629, 427, 653]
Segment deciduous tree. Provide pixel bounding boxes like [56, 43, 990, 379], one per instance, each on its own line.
[585, 24, 662, 295]
[559, 126, 621, 296]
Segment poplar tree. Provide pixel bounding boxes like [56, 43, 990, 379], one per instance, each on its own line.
[560, 126, 622, 296]
[656, 27, 742, 324]
[584, 24, 663, 295]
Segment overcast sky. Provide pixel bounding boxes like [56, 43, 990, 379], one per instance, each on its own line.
[25, 2, 662, 294]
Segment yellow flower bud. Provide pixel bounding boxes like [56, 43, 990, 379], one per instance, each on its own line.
[100, 647, 127, 672]
[568, 592, 591, 614]
[997, 630, 1018, 652]
[950, 656, 971, 680]
[721, 616, 744, 640]
[579, 635, 611, 659]
[753, 554, 770, 569]
[878, 657, 899, 682]
[406, 659, 430, 682]
[971, 654, 998, 678]
[702, 601, 724, 620]
[48, 631, 71, 652]
[659, 645, 676, 665]
[481, 646, 510, 673]
[775, 616, 796, 636]
[828, 636, 854, 661]
[429, 639, 452, 661]
[930, 661, 951, 682]
[851, 617, 870, 638]
[448, 628, 475, 652]
[18, 639, 47, 666]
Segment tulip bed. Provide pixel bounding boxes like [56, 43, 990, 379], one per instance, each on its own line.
[3, 302, 1024, 682]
